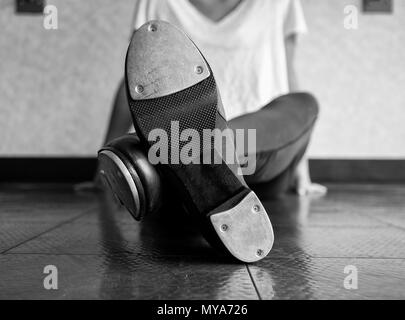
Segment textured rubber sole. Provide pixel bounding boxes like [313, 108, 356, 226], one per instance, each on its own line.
[125, 21, 274, 262]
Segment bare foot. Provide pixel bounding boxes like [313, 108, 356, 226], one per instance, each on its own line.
[297, 181, 328, 197]
[295, 157, 328, 197]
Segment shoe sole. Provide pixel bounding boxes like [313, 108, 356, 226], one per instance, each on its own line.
[125, 21, 274, 263]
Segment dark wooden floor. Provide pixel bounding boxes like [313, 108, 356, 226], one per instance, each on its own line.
[0, 183, 404, 300]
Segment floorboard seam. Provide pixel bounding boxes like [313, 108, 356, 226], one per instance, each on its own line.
[246, 265, 262, 300]
[364, 215, 405, 232]
[2, 252, 221, 258]
[0, 206, 96, 254]
[308, 256, 405, 260]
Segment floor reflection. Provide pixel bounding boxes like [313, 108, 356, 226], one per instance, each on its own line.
[96, 193, 137, 299]
[247, 265, 275, 299]
[95, 192, 259, 299]
[258, 194, 320, 299]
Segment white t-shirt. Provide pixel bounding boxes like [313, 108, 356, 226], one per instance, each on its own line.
[131, 0, 307, 120]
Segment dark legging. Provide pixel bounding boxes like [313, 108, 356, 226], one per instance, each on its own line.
[229, 92, 319, 196]
[104, 82, 319, 197]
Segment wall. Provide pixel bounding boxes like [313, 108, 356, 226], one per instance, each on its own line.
[299, 0, 405, 158]
[0, 0, 404, 158]
[0, 0, 134, 156]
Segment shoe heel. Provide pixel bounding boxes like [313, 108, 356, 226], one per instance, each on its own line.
[98, 150, 145, 221]
[209, 191, 274, 263]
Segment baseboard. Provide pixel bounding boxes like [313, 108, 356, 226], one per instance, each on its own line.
[0, 158, 97, 183]
[309, 159, 405, 183]
[0, 158, 404, 183]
